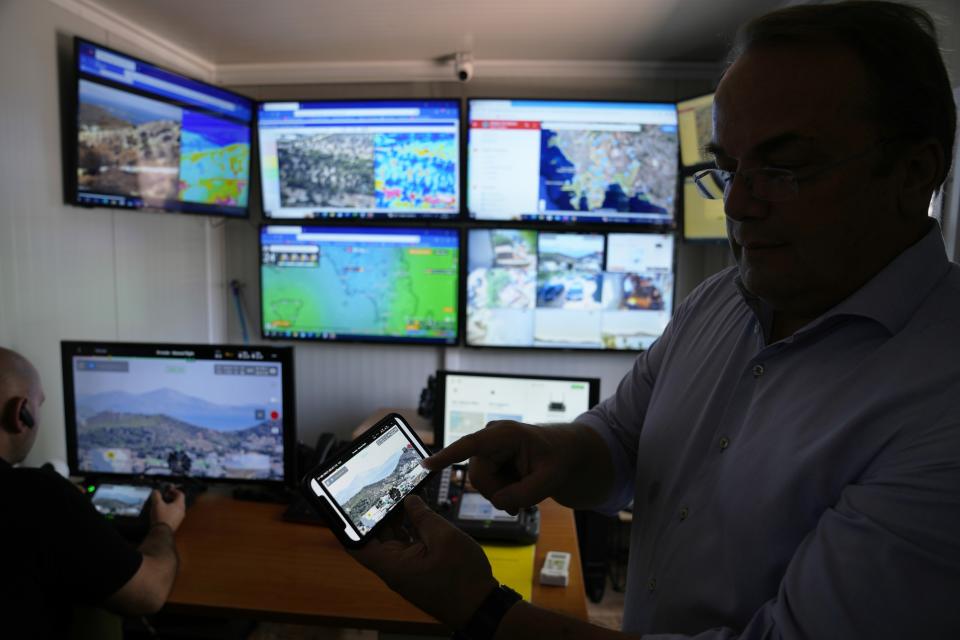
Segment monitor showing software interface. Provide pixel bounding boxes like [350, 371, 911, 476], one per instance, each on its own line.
[74, 39, 253, 217]
[258, 100, 461, 220]
[440, 373, 597, 448]
[468, 100, 678, 225]
[260, 225, 459, 344]
[466, 228, 674, 350]
[62, 342, 292, 482]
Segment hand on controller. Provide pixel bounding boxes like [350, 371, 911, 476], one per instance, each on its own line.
[149, 486, 186, 533]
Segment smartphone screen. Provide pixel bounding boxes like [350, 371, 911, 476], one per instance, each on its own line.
[305, 413, 432, 545]
[91, 483, 153, 517]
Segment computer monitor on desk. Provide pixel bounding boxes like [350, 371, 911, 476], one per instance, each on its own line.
[433, 371, 601, 449]
[61, 341, 296, 488]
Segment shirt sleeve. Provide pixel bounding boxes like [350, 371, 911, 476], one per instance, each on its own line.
[638, 416, 960, 640]
[33, 473, 144, 605]
[574, 288, 693, 515]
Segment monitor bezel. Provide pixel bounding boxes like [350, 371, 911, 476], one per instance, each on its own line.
[432, 369, 602, 448]
[256, 97, 465, 222]
[61, 340, 296, 487]
[258, 221, 463, 346]
[69, 36, 254, 219]
[461, 224, 677, 353]
[465, 97, 679, 230]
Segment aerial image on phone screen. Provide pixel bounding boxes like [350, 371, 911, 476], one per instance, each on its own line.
[306, 414, 431, 544]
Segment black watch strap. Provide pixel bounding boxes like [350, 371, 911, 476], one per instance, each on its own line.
[451, 584, 523, 640]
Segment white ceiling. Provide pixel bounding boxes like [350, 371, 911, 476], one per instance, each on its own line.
[76, 0, 792, 69]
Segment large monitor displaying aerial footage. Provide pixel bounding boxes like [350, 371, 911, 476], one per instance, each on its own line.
[260, 225, 460, 345]
[71, 38, 253, 217]
[61, 342, 296, 485]
[257, 100, 461, 220]
[466, 228, 674, 350]
[467, 99, 678, 226]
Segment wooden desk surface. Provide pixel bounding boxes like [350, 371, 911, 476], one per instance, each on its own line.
[167, 493, 587, 634]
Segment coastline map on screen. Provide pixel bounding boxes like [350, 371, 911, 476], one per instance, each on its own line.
[260, 225, 460, 344]
[468, 100, 678, 226]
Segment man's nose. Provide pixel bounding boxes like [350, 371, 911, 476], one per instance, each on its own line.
[723, 172, 768, 222]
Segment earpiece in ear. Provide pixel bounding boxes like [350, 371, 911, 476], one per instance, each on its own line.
[19, 404, 35, 428]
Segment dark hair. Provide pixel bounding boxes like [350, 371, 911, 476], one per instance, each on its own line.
[730, 0, 956, 187]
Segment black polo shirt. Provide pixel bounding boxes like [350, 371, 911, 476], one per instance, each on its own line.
[0, 458, 142, 638]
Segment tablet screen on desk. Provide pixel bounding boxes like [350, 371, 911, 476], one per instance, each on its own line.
[91, 484, 152, 518]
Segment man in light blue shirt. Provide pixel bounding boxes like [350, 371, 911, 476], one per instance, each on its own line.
[352, 2, 960, 638]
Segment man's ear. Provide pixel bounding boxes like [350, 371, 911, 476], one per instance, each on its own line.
[18, 399, 35, 429]
[897, 137, 945, 220]
[2, 397, 31, 433]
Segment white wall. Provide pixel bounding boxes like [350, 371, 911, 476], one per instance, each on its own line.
[0, 0, 228, 466]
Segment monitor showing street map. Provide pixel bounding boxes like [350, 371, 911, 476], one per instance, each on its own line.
[467, 99, 678, 226]
[260, 225, 460, 345]
[257, 100, 461, 220]
[71, 38, 253, 217]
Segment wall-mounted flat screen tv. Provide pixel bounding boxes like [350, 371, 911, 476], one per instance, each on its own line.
[258, 100, 461, 220]
[71, 38, 253, 217]
[466, 227, 674, 351]
[260, 224, 460, 345]
[467, 99, 678, 227]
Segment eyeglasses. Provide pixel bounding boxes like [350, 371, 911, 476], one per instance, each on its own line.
[692, 144, 886, 202]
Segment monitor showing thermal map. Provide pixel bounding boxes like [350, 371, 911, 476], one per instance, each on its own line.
[260, 225, 460, 344]
[466, 228, 674, 350]
[72, 38, 253, 217]
[468, 100, 678, 226]
[61, 342, 295, 484]
[257, 100, 461, 220]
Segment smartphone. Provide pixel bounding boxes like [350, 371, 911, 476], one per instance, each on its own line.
[91, 483, 153, 518]
[301, 412, 433, 547]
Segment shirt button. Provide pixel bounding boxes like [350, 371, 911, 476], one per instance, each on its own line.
[752, 364, 765, 378]
[648, 577, 657, 592]
[679, 506, 689, 521]
[719, 436, 730, 451]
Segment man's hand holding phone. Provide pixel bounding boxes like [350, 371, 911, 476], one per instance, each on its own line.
[350, 495, 498, 629]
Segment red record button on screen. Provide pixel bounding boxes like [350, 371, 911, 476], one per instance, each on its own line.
[270, 410, 280, 420]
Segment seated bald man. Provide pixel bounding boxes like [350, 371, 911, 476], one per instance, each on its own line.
[0, 347, 186, 638]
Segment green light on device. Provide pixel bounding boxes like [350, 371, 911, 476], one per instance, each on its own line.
[87, 485, 96, 493]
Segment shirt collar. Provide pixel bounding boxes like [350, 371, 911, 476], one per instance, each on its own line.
[735, 221, 951, 338]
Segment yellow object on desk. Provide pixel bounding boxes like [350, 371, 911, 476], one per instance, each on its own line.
[481, 544, 537, 601]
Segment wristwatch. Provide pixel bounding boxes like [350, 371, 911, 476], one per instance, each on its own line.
[451, 584, 523, 640]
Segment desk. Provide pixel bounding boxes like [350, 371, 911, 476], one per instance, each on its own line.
[167, 494, 587, 634]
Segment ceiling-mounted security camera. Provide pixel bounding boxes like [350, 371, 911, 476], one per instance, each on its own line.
[454, 52, 474, 82]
